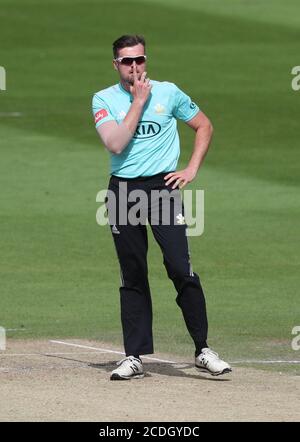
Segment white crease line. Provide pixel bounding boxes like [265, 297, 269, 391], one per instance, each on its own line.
[231, 360, 300, 364]
[0, 351, 108, 357]
[0, 364, 92, 373]
[50, 340, 177, 364]
[0, 112, 22, 117]
[6, 329, 27, 332]
[2, 342, 298, 366]
[50, 341, 300, 365]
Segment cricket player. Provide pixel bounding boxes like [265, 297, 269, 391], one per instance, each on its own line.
[92, 35, 231, 380]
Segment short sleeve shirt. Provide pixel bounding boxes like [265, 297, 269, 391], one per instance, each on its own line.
[92, 80, 200, 178]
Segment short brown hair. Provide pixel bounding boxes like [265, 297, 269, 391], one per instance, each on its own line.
[112, 35, 146, 59]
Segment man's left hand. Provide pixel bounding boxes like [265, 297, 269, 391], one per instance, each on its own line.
[164, 168, 197, 189]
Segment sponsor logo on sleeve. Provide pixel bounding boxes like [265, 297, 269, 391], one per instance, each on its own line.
[95, 109, 108, 123]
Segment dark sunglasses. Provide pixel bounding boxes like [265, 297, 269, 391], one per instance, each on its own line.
[114, 55, 147, 66]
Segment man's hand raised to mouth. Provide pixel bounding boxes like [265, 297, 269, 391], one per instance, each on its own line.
[129, 62, 152, 106]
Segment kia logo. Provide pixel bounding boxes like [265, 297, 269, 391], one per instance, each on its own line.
[133, 121, 161, 139]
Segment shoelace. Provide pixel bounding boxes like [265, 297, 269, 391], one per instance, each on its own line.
[203, 349, 219, 359]
[116, 356, 138, 366]
[200, 349, 220, 365]
[115, 357, 141, 374]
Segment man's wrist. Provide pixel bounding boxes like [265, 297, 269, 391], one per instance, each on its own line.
[132, 98, 145, 108]
[186, 164, 199, 178]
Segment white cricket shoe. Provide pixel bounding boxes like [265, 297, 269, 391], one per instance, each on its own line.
[110, 356, 144, 380]
[195, 348, 232, 376]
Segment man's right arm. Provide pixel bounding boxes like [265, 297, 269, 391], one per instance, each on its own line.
[96, 99, 145, 155]
[95, 63, 152, 155]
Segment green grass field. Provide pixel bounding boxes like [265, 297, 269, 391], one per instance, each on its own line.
[1, 0, 299, 371]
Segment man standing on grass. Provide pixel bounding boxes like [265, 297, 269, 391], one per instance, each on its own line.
[92, 34, 231, 380]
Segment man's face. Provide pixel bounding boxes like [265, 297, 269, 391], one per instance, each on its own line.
[113, 43, 146, 85]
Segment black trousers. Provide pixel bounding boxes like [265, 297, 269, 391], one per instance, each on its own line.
[106, 172, 208, 356]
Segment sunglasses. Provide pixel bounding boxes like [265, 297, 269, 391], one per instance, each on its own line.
[114, 55, 147, 66]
